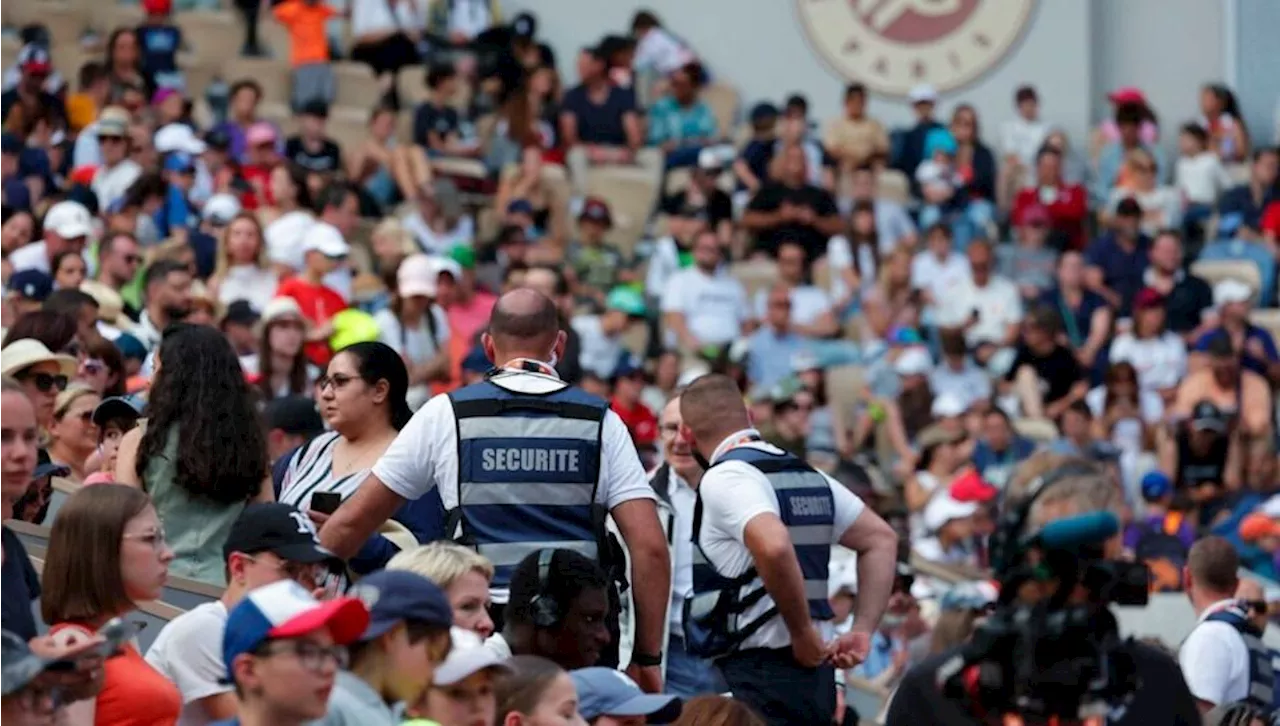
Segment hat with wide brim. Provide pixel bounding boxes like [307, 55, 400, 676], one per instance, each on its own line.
[1, 338, 78, 378]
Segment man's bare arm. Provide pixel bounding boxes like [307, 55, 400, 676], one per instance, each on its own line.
[611, 498, 671, 659]
[317, 473, 407, 559]
[839, 507, 899, 633]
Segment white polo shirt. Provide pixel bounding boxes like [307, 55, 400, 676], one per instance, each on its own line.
[1178, 599, 1253, 707]
[696, 430, 865, 652]
[660, 267, 749, 348]
[371, 365, 656, 602]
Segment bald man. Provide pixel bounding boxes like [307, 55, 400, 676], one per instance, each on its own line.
[678, 374, 897, 726]
[319, 289, 671, 692]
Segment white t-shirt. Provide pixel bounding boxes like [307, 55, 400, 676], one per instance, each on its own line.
[6, 241, 51, 273]
[826, 235, 878, 303]
[1085, 385, 1165, 424]
[696, 436, 865, 652]
[350, 0, 423, 37]
[633, 28, 695, 74]
[570, 314, 624, 379]
[216, 264, 279, 313]
[659, 267, 748, 348]
[998, 117, 1049, 183]
[91, 160, 142, 210]
[644, 235, 683, 296]
[144, 601, 230, 726]
[264, 211, 316, 271]
[752, 285, 832, 328]
[371, 368, 657, 602]
[402, 212, 474, 256]
[935, 276, 1024, 348]
[446, 0, 491, 39]
[910, 251, 970, 306]
[375, 305, 450, 409]
[1175, 152, 1234, 206]
[1108, 331, 1187, 394]
[1178, 600, 1254, 707]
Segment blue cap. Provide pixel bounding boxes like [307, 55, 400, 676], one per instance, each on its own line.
[1141, 471, 1172, 501]
[92, 394, 146, 427]
[8, 269, 53, 301]
[461, 345, 492, 374]
[114, 333, 148, 362]
[164, 152, 194, 172]
[571, 668, 682, 721]
[611, 352, 645, 380]
[924, 127, 958, 158]
[749, 102, 779, 123]
[348, 570, 452, 641]
[506, 199, 535, 216]
[1, 132, 22, 154]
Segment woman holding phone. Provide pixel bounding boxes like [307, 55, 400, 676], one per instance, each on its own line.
[278, 341, 439, 573]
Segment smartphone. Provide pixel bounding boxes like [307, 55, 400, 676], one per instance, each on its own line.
[92, 618, 139, 659]
[311, 492, 342, 515]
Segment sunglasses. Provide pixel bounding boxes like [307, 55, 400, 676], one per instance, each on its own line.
[123, 253, 143, 265]
[20, 372, 69, 393]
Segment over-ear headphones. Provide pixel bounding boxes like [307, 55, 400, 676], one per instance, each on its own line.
[988, 462, 1101, 576]
[529, 549, 561, 629]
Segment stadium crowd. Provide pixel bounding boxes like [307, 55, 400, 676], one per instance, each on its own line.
[4, 1, 1280, 724]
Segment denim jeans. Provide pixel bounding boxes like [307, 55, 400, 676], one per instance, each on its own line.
[665, 635, 727, 698]
[918, 198, 995, 250]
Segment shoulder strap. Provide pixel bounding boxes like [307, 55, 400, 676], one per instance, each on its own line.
[649, 464, 673, 506]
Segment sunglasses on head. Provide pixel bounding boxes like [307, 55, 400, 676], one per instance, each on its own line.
[21, 372, 69, 393]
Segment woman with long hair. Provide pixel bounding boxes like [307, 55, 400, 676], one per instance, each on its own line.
[115, 324, 269, 585]
[348, 106, 402, 211]
[1039, 251, 1112, 371]
[281, 341, 437, 573]
[46, 383, 101, 482]
[375, 254, 451, 409]
[1087, 361, 1160, 457]
[1, 379, 42, 640]
[80, 332, 127, 398]
[262, 163, 316, 274]
[43, 484, 180, 726]
[859, 247, 917, 343]
[494, 655, 586, 726]
[241, 297, 317, 400]
[51, 250, 87, 290]
[828, 200, 881, 315]
[208, 212, 279, 313]
[1200, 83, 1251, 163]
[104, 27, 150, 99]
[1, 207, 35, 257]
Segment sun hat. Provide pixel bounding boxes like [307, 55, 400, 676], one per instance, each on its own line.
[1, 339, 78, 378]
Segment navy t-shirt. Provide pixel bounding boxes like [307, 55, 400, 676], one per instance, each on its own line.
[1194, 324, 1280, 377]
[2, 526, 41, 641]
[1083, 233, 1150, 316]
[412, 102, 460, 149]
[1039, 287, 1109, 349]
[560, 84, 637, 146]
[137, 24, 182, 76]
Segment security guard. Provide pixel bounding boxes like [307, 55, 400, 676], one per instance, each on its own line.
[319, 288, 671, 692]
[677, 374, 898, 726]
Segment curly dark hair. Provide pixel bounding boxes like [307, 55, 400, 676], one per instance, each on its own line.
[136, 324, 266, 504]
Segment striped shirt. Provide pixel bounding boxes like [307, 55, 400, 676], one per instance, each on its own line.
[279, 432, 368, 511]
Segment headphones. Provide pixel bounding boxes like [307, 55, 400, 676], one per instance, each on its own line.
[987, 462, 1101, 577]
[529, 549, 561, 629]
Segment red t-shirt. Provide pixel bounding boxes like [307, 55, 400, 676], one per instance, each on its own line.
[1012, 182, 1089, 250]
[277, 277, 347, 367]
[611, 399, 658, 447]
[1260, 200, 1280, 240]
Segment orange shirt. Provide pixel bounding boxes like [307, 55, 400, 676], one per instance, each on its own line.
[51, 624, 181, 726]
[277, 277, 348, 367]
[272, 0, 336, 66]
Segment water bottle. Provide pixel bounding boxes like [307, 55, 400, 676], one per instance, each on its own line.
[205, 75, 229, 126]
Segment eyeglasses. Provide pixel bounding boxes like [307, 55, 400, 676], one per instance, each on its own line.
[258, 640, 349, 672]
[316, 373, 357, 391]
[243, 554, 329, 588]
[82, 358, 105, 376]
[123, 528, 168, 552]
[20, 372, 69, 393]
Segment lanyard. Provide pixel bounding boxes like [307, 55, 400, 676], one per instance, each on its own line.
[499, 358, 558, 377]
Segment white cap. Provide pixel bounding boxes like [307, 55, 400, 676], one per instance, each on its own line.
[433, 627, 512, 686]
[923, 493, 978, 533]
[301, 223, 350, 258]
[431, 255, 463, 280]
[827, 556, 858, 597]
[202, 194, 242, 226]
[42, 201, 93, 239]
[257, 297, 305, 330]
[908, 84, 938, 104]
[1213, 278, 1253, 307]
[396, 254, 438, 298]
[154, 123, 207, 155]
[697, 147, 724, 171]
[894, 347, 933, 376]
[931, 393, 966, 418]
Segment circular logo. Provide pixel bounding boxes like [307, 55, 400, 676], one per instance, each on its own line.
[796, 0, 1037, 97]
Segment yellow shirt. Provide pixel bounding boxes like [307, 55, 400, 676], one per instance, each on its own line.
[66, 93, 98, 134]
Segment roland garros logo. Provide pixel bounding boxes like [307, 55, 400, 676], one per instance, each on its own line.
[797, 0, 1036, 97]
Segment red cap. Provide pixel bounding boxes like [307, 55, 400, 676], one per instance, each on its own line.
[950, 469, 997, 503]
[1133, 287, 1166, 311]
[1014, 204, 1050, 228]
[69, 165, 99, 185]
[142, 0, 172, 15]
[1108, 86, 1146, 106]
[578, 196, 613, 227]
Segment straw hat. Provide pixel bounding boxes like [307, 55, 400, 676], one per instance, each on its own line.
[1, 339, 77, 378]
[80, 280, 133, 330]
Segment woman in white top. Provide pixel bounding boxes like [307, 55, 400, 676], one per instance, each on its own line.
[262, 164, 316, 275]
[374, 254, 451, 410]
[282, 341, 430, 573]
[1107, 289, 1186, 407]
[1105, 148, 1182, 237]
[903, 429, 969, 541]
[349, 0, 426, 110]
[241, 297, 318, 401]
[208, 213, 279, 313]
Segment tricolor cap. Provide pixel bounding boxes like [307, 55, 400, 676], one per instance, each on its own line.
[222, 580, 369, 680]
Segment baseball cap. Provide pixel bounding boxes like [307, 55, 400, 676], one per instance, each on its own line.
[202, 193, 242, 226]
[579, 197, 613, 227]
[572, 668, 683, 722]
[221, 300, 260, 328]
[222, 580, 369, 679]
[2, 630, 75, 697]
[511, 11, 536, 38]
[7, 269, 53, 302]
[245, 122, 278, 147]
[893, 347, 932, 376]
[461, 345, 492, 374]
[223, 502, 339, 565]
[907, 83, 938, 104]
[92, 394, 145, 428]
[930, 393, 966, 418]
[1140, 470, 1172, 501]
[348, 569, 453, 641]
[605, 287, 646, 317]
[950, 470, 997, 503]
[397, 253, 439, 298]
[1240, 513, 1280, 543]
[1114, 197, 1143, 218]
[696, 147, 724, 171]
[155, 123, 207, 155]
[448, 244, 476, 271]
[205, 126, 232, 151]
[434, 627, 512, 686]
[163, 152, 195, 173]
[114, 333, 147, 362]
[1108, 86, 1147, 106]
[1132, 287, 1165, 311]
[611, 353, 646, 381]
[17, 44, 52, 76]
[263, 396, 324, 438]
[42, 200, 93, 239]
[96, 107, 131, 138]
[301, 223, 350, 258]
[923, 493, 978, 533]
[1190, 401, 1227, 433]
[1213, 278, 1252, 308]
[749, 102, 779, 124]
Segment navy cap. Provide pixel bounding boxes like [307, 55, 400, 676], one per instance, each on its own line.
[32, 461, 71, 480]
[8, 269, 53, 301]
[349, 570, 452, 640]
[571, 667, 683, 722]
[1141, 471, 1172, 501]
[750, 102, 779, 123]
[611, 352, 645, 381]
[114, 333, 147, 362]
[92, 394, 146, 427]
[204, 127, 232, 150]
[1, 132, 22, 155]
[223, 503, 339, 566]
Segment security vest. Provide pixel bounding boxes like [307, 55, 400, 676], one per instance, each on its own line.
[683, 443, 835, 659]
[447, 374, 607, 589]
[1204, 604, 1277, 710]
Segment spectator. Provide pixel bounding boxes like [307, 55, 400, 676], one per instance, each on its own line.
[413, 627, 511, 726]
[349, 0, 424, 110]
[210, 80, 272, 164]
[950, 105, 997, 209]
[51, 250, 87, 291]
[567, 197, 632, 305]
[742, 142, 841, 262]
[571, 667, 684, 724]
[1144, 230, 1214, 341]
[348, 107, 400, 211]
[1004, 306, 1087, 420]
[910, 223, 969, 312]
[934, 240, 1022, 366]
[1, 207, 35, 256]
[411, 63, 481, 165]
[273, 0, 338, 111]
[752, 240, 836, 338]
[1011, 146, 1089, 250]
[998, 204, 1058, 301]
[733, 102, 779, 197]
[746, 284, 807, 390]
[647, 63, 717, 169]
[1085, 197, 1150, 316]
[402, 178, 474, 257]
[42, 484, 181, 726]
[666, 151, 734, 246]
[136, 0, 182, 91]
[241, 122, 284, 210]
[998, 85, 1049, 190]
[388, 542, 497, 639]
[243, 297, 318, 400]
[1, 379, 41, 640]
[1216, 147, 1277, 241]
[1124, 471, 1195, 555]
[573, 287, 646, 381]
[132, 258, 194, 351]
[971, 408, 1036, 489]
[826, 200, 881, 310]
[1175, 122, 1233, 240]
[0, 44, 66, 128]
[844, 163, 916, 254]
[208, 212, 279, 314]
[115, 324, 270, 585]
[1173, 332, 1272, 439]
[610, 355, 658, 451]
[914, 492, 980, 569]
[894, 84, 944, 183]
[644, 201, 707, 299]
[143, 502, 341, 726]
[46, 383, 100, 483]
[276, 222, 350, 367]
[8, 200, 92, 276]
[493, 655, 586, 726]
[1110, 288, 1187, 405]
[1, 338, 76, 430]
[1095, 102, 1167, 206]
[4, 270, 52, 319]
[905, 425, 970, 535]
[1192, 279, 1280, 382]
[377, 254, 452, 408]
[660, 229, 749, 353]
[1200, 83, 1251, 163]
[441, 246, 495, 348]
[630, 10, 696, 78]
[929, 328, 992, 410]
[1041, 250, 1112, 371]
[561, 46, 652, 195]
[1105, 148, 1182, 237]
[490, 549, 612, 671]
[825, 83, 889, 177]
[285, 101, 344, 180]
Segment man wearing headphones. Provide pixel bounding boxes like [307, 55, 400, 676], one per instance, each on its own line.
[886, 454, 1201, 725]
[320, 289, 671, 692]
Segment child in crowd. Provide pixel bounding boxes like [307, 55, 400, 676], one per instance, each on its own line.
[284, 101, 343, 180]
[273, 0, 338, 112]
[153, 87, 186, 127]
[733, 102, 779, 196]
[566, 197, 632, 304]
[916, 128, 966, 239]
[135, 0, 184, 91]
[66, 62, 110, 134]
[157, 152, 198, 241]
[83, 394, 145, 481]
[1174, 122, 1233, 239]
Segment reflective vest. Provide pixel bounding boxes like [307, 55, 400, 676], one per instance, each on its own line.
[683, 444, 835, 659]
[1204, 605, 1277, 710]
[447, 375, 607, 588]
